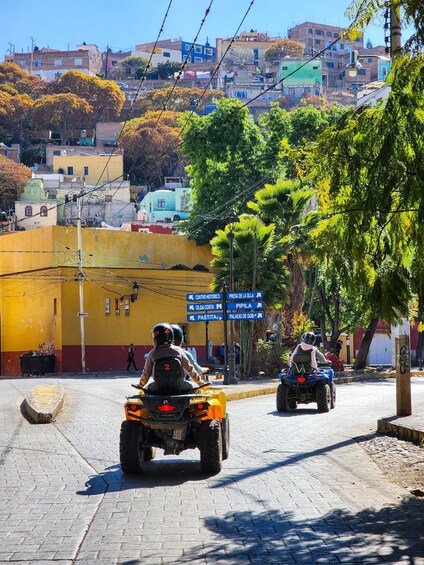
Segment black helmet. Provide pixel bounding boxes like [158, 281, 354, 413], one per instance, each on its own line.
[152, 323, 174, 346]
[170, 324, 184, 346]
[301, 332, 316, 345]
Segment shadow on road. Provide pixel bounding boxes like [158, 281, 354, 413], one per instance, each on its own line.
[169, 497, 424, 564]
[212, 436, 356, 489]
[76, 459, 206, 495]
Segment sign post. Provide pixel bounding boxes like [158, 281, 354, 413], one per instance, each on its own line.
[186, 289, 264, 385]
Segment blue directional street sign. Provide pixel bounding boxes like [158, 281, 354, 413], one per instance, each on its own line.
[186, 292, 223, 302]
[187, 302, 223, 312]
[187, 313, 224, 322]
[227, 291, 263, 300]
[227, 301, 263, 311]
[227, 311, 264, 321]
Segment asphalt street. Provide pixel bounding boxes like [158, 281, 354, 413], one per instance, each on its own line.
[1, 376, 423, 564]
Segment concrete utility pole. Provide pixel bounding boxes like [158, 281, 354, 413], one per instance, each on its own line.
[395, 333, 412, 415]
[387, 3, 411, 416]
[390, 3, 402, 57]
[77, 193, 86, 373]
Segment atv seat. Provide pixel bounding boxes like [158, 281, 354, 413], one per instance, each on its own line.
[291, 351, 314, 375]
[152, 357, 185, 395]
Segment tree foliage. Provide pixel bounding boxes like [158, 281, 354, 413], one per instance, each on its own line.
[0, 62, 46, 98]
[120, 110, 185, 186]
[113, 56, 151, 79]
[0, 90, 33, 143]
[264, 39, 305, 63]
[49, 70, 125, 120]
[32, 93, 94, 144]
[180, 98, 272, 244]
[0, 155, 31, 208]
[134, 86, 224, 116]
[157, 61, 182, 79]
[347, 0, 424, 52]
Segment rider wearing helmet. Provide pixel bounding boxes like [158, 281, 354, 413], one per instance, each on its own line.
[289, 332, 328, 371]
[170, 324, 210, 381]
[138, 323, 205, 389]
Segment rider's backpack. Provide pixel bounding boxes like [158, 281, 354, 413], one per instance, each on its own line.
[291, 346, 313, 375]
[152, 356, 184, 395]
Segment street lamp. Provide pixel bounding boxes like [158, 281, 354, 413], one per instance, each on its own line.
[227, 208, 239, 385]
[120, 281, 140, 303]
[346, 50, 390, 78]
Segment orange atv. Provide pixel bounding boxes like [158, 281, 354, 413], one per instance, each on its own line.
[120, 357, 229, 475]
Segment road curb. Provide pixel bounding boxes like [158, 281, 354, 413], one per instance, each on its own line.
[377, 417, 424, 445]
[24, 385, 64, 424]
[226, 386, 278, 402]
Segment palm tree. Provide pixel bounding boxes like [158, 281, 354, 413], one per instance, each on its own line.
[210, 215, 290, 377]
[248, 179, 315, 347]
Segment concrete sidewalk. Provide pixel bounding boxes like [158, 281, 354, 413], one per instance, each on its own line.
[21, 371, 424, 444]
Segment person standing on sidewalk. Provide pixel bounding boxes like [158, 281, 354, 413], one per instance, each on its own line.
[126, 343, 138, 371]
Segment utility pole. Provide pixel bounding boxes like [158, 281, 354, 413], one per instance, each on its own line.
[105, 45, 110, 79]
[390, 3, 402, 57]
[30, 37, 34, 75]
[76, 192, 86, 373]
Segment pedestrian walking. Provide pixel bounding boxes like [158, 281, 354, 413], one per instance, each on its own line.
[126, 343, 138, 371]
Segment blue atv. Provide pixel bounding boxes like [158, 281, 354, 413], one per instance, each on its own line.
[277, 362, 336, 413]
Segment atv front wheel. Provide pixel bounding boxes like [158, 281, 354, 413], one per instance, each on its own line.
[276, 383, 297, 412]
[119, 420, 145, 474]
[221, 415, 230, 460]
[200, 419, 222, 474]
[316, 384, 331, 413]
[329, 382, 336, 409]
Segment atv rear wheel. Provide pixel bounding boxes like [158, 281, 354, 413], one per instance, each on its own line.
[276, 383, 297, 412]
[119, 420, 145, 474]
[200, 419, 222, 475]
[221, 414, 230, 460]
[329, 382, 336, 409]
[316, 384, 331, 413]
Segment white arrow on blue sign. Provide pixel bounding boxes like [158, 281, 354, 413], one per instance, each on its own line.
[227, 311, 264, 321]
[187, 313, 224, 322]
[187, 302, 223, 312]
[227, 301, 263, 311]
[186, 292, 223, 301]
[227, 291, 263, 300]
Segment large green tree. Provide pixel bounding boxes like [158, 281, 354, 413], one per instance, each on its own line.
[181, 98, 278, 244]
[306, 55, 424, 367]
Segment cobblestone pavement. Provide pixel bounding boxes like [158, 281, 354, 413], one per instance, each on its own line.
[358, 434, 424, 495]
[0, 376, 423, 564]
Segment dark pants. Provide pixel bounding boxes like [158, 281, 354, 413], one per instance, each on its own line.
[127, 357, 137, 371]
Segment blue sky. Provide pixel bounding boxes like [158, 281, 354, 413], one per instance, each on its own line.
[2, 0, 394, 58]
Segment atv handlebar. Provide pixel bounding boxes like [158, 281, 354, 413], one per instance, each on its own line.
[131, 382, 210, 393]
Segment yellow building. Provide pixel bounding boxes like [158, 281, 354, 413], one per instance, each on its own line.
[0, 226, 222, 376]
[52, 154, 124, 186]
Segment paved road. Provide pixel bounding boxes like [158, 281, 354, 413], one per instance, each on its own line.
[1, 376, 423, 564]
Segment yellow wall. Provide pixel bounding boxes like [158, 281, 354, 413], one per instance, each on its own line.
[0, 227, 222, 374]
[0, 277, 62, 353]
[52, 154, 124, 185]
